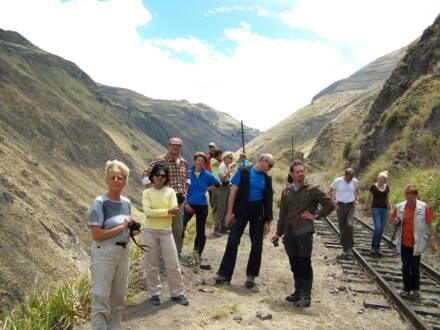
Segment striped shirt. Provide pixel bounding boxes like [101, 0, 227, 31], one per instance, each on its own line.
[144, 153, 189, 194]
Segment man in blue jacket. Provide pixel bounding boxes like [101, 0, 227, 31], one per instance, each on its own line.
[216, 154, 274, 288]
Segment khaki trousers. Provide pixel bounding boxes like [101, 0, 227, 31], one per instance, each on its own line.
[143, 229, 184, 297]
[215, 185, 230, 231]
[172, 204, 184, 253]
[91, 243, 129, 330]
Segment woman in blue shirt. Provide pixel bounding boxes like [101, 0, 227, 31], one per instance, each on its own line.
[182, 152, 220, 263]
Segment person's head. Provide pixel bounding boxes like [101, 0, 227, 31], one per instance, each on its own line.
[193, 152, 208, 170]
[212, 149, 223, 161]
[289, 160, 305, 184]
[105, 160, 129, 193]
[377, 171, 389, 185]
[168, 137, 183, 158]
[404, 184, 418, 204]
[256, 153, 274, 173]
[208, 142, 216, 153]
[344, 168, 355, 182]
[222, 151, 234, 165]
[149, 164, 169, 188]
[239, 153, 247, 161]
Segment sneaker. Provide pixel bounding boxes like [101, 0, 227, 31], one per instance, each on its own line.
[294, 295, 311, 308]
[171, 295, 189, 306]
[369, 249, 376, 257]
[337, 251, 349, 260]
[151, 295, 161, 305]
[245, 275, 255, 288]
[347, 249, 354, 257]
[286, 292, 301, 303]
[400, 290, 410, 298]
[411, 290, 421, 299]
[213, 229, 222, 237]
[376, 250, 383, 257]
[215, 275, 231, 285]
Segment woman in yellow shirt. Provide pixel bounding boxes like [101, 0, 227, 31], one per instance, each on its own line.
[142, 164, 189, 306]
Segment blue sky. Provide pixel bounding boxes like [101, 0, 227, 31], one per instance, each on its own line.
[1, 0, 439, 129]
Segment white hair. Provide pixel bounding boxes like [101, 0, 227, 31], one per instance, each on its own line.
[378, 171, 389, 180]
[258, 153, 274, 162]
[105, 160, 130, 178]
[222, 151, 234, 160]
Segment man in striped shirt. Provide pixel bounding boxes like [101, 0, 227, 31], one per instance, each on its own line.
[143, 137, 190, 254]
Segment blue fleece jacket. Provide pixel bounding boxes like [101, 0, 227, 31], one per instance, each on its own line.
[187, 167, 220, 205]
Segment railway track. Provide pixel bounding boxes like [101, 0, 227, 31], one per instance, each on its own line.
[315, 214, 440, 330]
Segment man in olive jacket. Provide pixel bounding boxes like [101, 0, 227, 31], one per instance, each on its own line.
[272, 160, 334, 307]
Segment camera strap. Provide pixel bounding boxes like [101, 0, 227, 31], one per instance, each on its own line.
[130, 230, 150, 253]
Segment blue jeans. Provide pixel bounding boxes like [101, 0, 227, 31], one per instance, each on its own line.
[371, 208, 389, 249]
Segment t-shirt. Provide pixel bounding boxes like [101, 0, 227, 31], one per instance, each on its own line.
[330, 177, 359, 203]
[210, 158, 219, 179]
[218, 162, 230, 182]
[370, 184, 390, 209]
[391, 204, 434, 248]
[143, 186, 178, 230]
[187, 168, 220, 205]
[231, 166, 266, 202]
[88, 194, 132, 243]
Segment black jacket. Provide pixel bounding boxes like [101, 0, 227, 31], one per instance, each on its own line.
[233, 166, 273, 221]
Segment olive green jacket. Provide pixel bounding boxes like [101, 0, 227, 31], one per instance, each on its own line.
[276, 183, 335, 237]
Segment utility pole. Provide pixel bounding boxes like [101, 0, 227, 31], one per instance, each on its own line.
[241, 120, 246, 154]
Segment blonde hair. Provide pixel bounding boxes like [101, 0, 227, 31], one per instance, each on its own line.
[378, 171, 389, 180]
[105, 160, 130, 179]
[222, 151, 234, 160]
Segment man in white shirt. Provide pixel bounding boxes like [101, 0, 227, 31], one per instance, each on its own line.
[328, 168, 360, 258]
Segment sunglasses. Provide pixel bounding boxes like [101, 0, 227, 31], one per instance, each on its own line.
[169, 144, 182, 147]
[266, 160, 274, 168]
[154, 174, 167, 178]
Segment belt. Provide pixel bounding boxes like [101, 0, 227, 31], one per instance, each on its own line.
[115, 242, 127, 248]
[337, 201, 354, 206]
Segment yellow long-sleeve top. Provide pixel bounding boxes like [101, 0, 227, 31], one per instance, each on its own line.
[142, 186, 178, 230]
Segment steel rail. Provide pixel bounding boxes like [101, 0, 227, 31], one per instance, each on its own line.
[323, 216, 431, 330]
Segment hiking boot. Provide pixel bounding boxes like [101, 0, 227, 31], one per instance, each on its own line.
[286, 292, 301, 303]
[215, 275, 231, 285]
[171, 295, 189, 306]
[294, 295, 311, 308]
[151, 295, 161, 305]
[245, 275, 255, 288]
[400, 290, 410, 298]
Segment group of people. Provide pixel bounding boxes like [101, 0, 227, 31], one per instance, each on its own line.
[87, 138, 437, 329]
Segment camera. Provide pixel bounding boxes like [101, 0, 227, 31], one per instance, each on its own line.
[176, 192, 186, 204]
[221, 179, 230, 187]
[272, 238, 279, 247]
[129, 220, 141, 232]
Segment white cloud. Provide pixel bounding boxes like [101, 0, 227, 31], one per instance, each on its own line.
[280, 0, 440, 64]
[0, 0, 361, 129]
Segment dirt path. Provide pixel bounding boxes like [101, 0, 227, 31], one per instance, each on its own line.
[118, 221, 410, 330]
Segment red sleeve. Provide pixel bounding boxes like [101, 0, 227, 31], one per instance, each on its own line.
[425, 205, 434, 224]
[390, 208, 397, 222]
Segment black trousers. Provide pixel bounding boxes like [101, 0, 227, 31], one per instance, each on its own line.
[182, 204, 208, 256]
[283, 232, 314, 296]
[401, 244, 421, 291]
[337, 203, 355, 251]
[217, 201, 265, 280]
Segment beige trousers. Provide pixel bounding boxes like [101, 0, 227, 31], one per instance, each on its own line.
[215, 185, 230, 231]
[172, 204, 184, 253]
[91, 242, 129, 330]
[143, 229, 185, 297]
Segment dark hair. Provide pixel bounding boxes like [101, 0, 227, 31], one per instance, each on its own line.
[149, 164, 169, 186]
[289, 159, 304, 173]
[193, 151, 208, 163]
[212, 149, 223, 158]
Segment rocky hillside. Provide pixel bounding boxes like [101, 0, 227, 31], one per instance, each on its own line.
[357, 14, 440, 177]
[0, 29, 257, 306]
[244, 48, 405, 164]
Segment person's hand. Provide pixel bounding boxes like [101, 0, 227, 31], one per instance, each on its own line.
[354, 200, 360, 205]
[168, 207, 180, 216]
[302, 211, 315, 221]
[272, 234, 280, 242]
[225, 213, 233, 226]
[132, 230, 141, 236]
[264, 222, 271, 236]
[429, 238, 437, 253]
[335, 203, 340, 211]
[121, 217, 132, 230]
